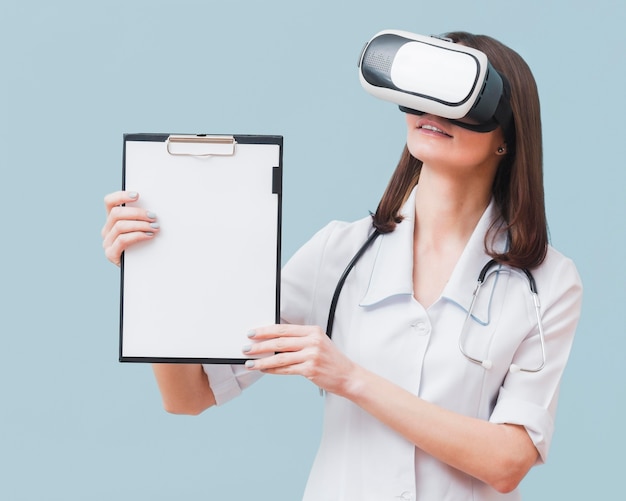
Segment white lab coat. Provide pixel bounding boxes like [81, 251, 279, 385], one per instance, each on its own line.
[203, 188, 583, 500]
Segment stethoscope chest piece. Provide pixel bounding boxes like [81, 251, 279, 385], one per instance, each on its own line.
[458, 259, 546, 374]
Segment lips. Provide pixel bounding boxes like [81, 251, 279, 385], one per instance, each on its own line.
[417, 117, 453, 137]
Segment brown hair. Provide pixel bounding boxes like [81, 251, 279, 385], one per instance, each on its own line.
[372, 31, 548, 269]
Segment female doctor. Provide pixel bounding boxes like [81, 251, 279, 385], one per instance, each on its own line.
[101, 32, 582, 500]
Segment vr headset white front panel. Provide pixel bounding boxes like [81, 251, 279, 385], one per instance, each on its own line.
[392, 41, 481, 106]
[358, 30, 499, 122]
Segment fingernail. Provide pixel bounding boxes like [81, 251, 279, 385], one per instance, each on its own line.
[128, 191, 138, 199]
[150, 222, 160, 229]
[145, 232, 154, 236]
[245, 360, 256, 369]
[242, 345, 252, 353]
[247, 330, 256, 338]
[146, 211, 157, 219]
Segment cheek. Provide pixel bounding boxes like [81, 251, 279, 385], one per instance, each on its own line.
[405, 120, 418, 156]
[405, 129, 432, 160]
[405, 116, 417, 141]
[482, 128, 505, 153]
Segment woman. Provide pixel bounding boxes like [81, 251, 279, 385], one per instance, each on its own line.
[102, 32, 582, 500]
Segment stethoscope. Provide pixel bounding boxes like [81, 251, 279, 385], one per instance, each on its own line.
[325, 228, 546, 374]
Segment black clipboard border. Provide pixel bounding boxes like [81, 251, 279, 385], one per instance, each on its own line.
[119, 133, 283, 365]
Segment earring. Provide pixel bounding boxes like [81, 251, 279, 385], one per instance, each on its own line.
[497, 146, 506, 154]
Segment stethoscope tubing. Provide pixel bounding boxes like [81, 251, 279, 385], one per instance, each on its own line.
[326, 229, 380, 337]
[325, 231, 546, 374]
[459, 259, 546, 373]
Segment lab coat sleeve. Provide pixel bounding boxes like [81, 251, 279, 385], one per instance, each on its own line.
[202, 364, 263, 406]
[280, 221, 347, 327]
[489, 251, 583, 463]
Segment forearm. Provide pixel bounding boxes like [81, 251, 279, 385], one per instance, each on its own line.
[245, 324, 538, 492]
[343, 365, 538, 493]
[152, 364, 216, 415]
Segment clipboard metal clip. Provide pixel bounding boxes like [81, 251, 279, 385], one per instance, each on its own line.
[166, 135, 237, 157]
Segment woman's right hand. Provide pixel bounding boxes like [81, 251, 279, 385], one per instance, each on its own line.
[101, 191, 160, 266]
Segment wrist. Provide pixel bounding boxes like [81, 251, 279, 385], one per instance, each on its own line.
[339, 363, 370, 402]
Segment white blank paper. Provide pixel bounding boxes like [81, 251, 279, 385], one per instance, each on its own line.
[120, 135, 281, 363]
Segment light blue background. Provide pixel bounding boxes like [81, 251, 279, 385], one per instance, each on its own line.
[1, 0, 623, 499]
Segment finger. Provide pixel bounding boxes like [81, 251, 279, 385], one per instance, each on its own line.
[102, 220, 160, 249]
[248, 324, 322, 340]
[245, 350, 307, 373]
[243, 335, 306, 358]
[101, 206, 157, 239]
[104, 190, 139, 215]
[102, 216, 160, 248]
[104, 230, 156, 266]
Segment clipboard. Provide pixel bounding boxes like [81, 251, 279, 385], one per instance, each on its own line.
[120, 133, 282, 364]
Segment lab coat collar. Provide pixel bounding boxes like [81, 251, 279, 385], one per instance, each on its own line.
[359, 190, 416, 307]
[359, 188, 507, 324]
[441, 199, 507, 323]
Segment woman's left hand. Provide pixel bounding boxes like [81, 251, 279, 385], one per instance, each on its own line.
[242, 324, 357, 396]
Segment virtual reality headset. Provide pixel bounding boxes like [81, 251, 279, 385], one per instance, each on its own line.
[358, 30, 513, 133]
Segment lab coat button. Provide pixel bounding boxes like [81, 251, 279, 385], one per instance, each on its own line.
[411, 321, 429, 336]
